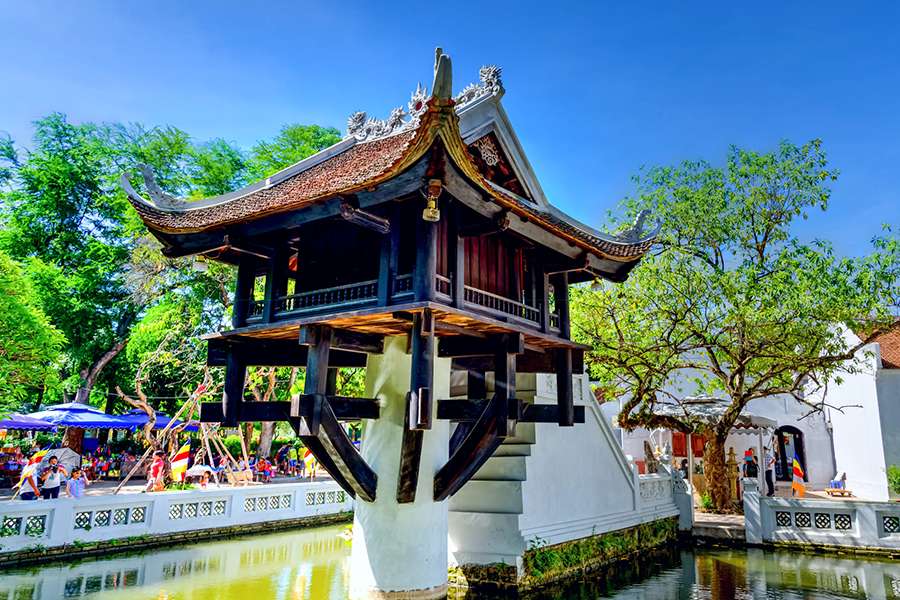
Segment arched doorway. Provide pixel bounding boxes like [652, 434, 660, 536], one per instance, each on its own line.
[775, 426, 807, 482]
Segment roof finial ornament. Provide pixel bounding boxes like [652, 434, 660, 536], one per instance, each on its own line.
[454, 64, 504, 107]
[130, 164, 185, 209]
[615, 209, 661, 243]
[432, 47, 453, 100]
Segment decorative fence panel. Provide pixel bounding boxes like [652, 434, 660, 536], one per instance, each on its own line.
[0, 481, 351, 553]
[743, 479, 900, 550]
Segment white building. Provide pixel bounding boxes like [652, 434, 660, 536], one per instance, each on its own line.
[819, 324, 900, 501]
[600, 322, 900, 500]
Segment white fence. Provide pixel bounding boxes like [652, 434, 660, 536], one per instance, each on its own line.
[0, 481, 352, 553]
[743, 479, 900, 550]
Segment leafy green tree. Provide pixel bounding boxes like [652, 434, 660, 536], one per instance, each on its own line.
[246, 124, 341, 180]
[0, 250, 65, 411]
[572, 140, 899, 510]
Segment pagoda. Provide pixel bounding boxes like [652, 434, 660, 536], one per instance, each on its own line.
[124, 49, 656, 597]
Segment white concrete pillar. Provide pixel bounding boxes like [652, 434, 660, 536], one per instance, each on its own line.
[350, 335, 451, 599]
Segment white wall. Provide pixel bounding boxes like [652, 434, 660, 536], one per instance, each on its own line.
[824, 329, 890, 501]
[0, 481, 352, 553]
[876, 369, 900, 485]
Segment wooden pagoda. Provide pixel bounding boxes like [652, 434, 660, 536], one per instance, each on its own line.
[123, 50, 657, 505]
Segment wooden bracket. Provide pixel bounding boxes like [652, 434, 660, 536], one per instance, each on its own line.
[339, 198, 391, 234]
[294, 325, 378, 502]
[397, 309, 435, 503]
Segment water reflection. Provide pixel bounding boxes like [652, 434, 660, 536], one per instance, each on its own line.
[0, 525, 350, 600]
[0, 529, 899, 599]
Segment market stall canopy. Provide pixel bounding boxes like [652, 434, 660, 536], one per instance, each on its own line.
[26, 403, 134, 429]
[0, 414, 58, 432]
[652, 397, 778, 432]
[118, 409, 199, 433]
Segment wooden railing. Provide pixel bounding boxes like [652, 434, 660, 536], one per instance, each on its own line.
[463, 285, 541, 324]
[393, 273, 413, 296]
[435, 274, 452, 297]
[276, 279, 378, 314]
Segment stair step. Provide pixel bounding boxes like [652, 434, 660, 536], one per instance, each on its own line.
[472, 455, 527, 481]
[449, 480, 523, 514]
[493, 443, 531, 457]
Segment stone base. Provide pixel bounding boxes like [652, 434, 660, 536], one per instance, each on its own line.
[448, 517, 679, 596]
[353, 583, 449, 600]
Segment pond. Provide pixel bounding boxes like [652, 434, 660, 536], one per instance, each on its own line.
[0, 525, 897, 599]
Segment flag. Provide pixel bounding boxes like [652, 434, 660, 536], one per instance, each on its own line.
[791, 457, 805, 497]
[14, 449, 48, 489]
[303, 448, 316, 472]
[171, 442, 191, 482]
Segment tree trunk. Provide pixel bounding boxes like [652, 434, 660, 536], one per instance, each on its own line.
[74, 339, 127, 404]
[258, 422, 276, 458]
[62, 428, 85, 453]
[243, 423, 255, 456]
[703, 432, 732, 511]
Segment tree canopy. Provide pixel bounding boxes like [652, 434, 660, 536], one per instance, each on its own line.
[572, 139, 899, 508]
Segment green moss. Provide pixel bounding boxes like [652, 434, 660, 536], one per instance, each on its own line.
[520, 518, 677, 587]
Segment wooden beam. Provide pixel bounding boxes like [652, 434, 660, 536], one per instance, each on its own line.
[377, 206, 399, 306]
[200, 397, 380, 422]
[339, 199, 391, 234]
[438, 333, 524, 358]
[450, 369, 485, 454]
[494, 336, 518, 437]
[397, 309, 435, 503]
[434, 395, 504, 501]
[232, 258, 256, 328]
[556, 348, 574, 426]
[458, 210, 510, 238]
[413, 208, 437, 302]
[551, 272, 571, 339]
[451, 348, 584, 374]
[221, 352, 246, 427]
[263, 243, 288, 323]
[299, 326, 383, 354]
[207, 338, 367, 368]
[449, 205, 465, 308]
[293, 325, 378, 502]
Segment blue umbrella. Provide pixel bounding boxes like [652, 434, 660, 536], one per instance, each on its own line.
[0, 413, 57, 431]
[27, 403, 134, 429]
[118, 409, 198, 432]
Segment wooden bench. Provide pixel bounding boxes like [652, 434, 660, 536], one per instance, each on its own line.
[825, 487, 853, 497]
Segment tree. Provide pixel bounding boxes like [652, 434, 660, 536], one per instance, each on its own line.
[246, 124, 341, 180]
[572, 140, 899, 510]
[0, 250, 65, 411]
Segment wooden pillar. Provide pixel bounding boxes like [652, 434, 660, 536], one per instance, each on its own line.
[263, 244, 288, 323]
[556, 348, 574, 426]
[449, 206, 465, 308]
[222, 350, 246, 427]
[413, 214, 437, 302]
[377, 208, 399, 306]
[495, 334, 522, 438]
[539, 269, 551, 334]
[232, 258, 256, 328]
[552, 272, 570, 338]
[408, 309, 434, 430]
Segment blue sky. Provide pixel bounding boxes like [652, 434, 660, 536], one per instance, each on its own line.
[1, 2, 897, 256]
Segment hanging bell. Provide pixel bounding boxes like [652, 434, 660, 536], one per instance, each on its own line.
[422, 179, 442, 222]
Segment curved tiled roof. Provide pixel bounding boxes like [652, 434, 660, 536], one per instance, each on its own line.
[124, 59, 657, 264]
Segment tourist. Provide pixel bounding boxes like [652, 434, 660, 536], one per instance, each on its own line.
[146, 450, 166, 492]
[764, 446, 776, 497]
[680, 458, 689, 480]
[39, 455, 68, 499]
[66, 467, 89, 499]
[288, 445, 299, 477]
[742, 454, 759, 479]
[18, 472, 40, 501]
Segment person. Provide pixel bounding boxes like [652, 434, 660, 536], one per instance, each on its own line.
[66, 467, 89, 499]
[19, 472, 40, 501]
[146, 450, 166, 492]
[288, 445, 299, 477]
[679, 458, 689, 480]
[742, 454, 759, 479]
[39, 455, 68, 499]
[199, 471, 210, 489]
[764, 446, 776, 497]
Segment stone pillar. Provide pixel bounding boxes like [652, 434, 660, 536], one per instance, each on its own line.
[350, 335, 451, 599]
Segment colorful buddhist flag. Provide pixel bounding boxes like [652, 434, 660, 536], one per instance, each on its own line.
[791, 457, 805, 497]
[170, 442, 191, 482]
[303, 448, 316, 472]
[14, 449, 48, 489]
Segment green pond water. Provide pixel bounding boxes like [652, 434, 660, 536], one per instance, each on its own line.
[0, 525, 898, 599]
